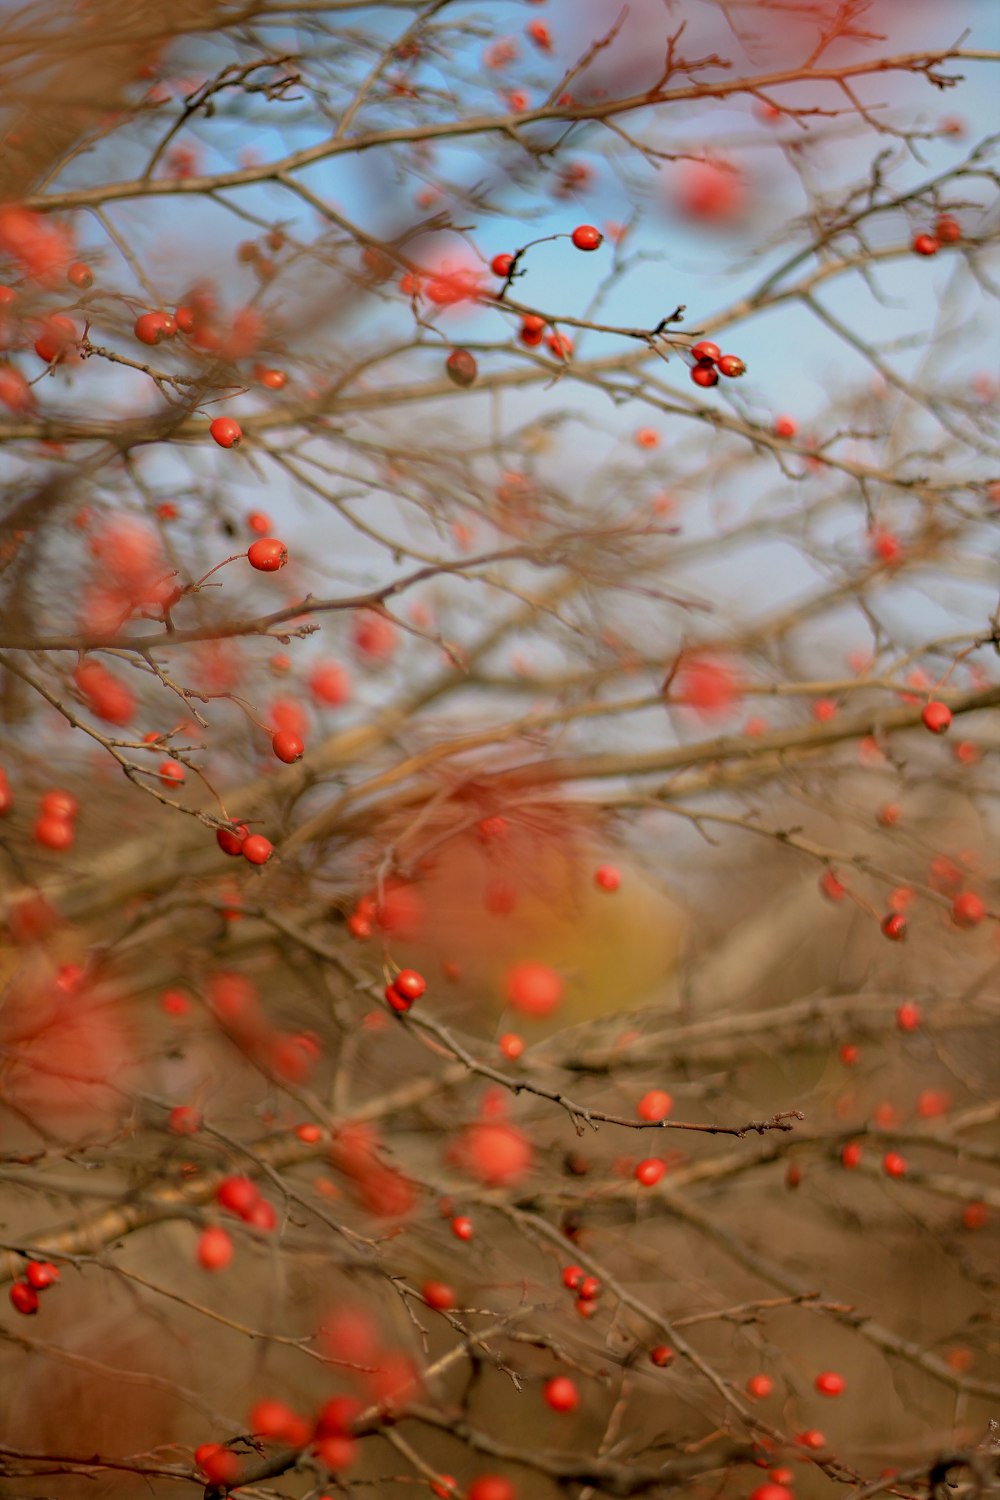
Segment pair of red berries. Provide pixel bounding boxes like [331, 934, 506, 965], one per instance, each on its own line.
[216, 822, 273, 865]
[33, 786, 79, 853]
[687, 339, 745, 389]
[9, 1260, 60, 1315]
[384, 967, 427, 1013]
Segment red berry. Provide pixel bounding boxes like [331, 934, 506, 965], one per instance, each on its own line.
[499, 1032, 524, 1060]
[746, 1373, 774, 1399]
[578, 1274, 600, 1300]
[393, 968, 427, 1002]
[571, 224, 602, 251]
[895, 1001, 921, 1031]
[67, 261, 93, 289]
[882, 1151, 907, 1179]
[209, 416, 243, 448]
[751, 1486, 793, 1500]
[880, 913, 907, 942]
[506, 960, 563, 1017]
[216, 822, 248, 855]
[467, 1480, 516, 1500]
[195, 1446, 240, 1484]
[197, 1226, 234, 1270]
[690, 360, 719, 388]
[432, 1479, 458, 1499]
[241, 834, 273, 865]
[159, 759, 184, 785]
[25, 1261, 59, 1290]
[796, 1430, 826, 1451]
[562, 1265, 584, 1291]
[637, 1089, 672, 1121]
[952, 891, 986, 928]
[935, 215, 961, 243]
[33, 314, 78, 364]
[446, 348, 478, 387]
[820, 870, 845, 902]
[912, 233, 939, 256]
[840, 1141, 863, 1169]
[385, 982, 413, 1013]
[519, 315, 545, 346]
[921, 701, 952, 734]
[962, 1201, 989, 1231]
[247, 537, 288, 571]
[594, 864, 621, 892]
[9, 1281, 39, 1315]
[690, 341, 721, 363]
[34, 814, 74, 851]
[772, 414, 797, 439]
[451, 1215, 474, 1241]
[650, 1344, 674, 1366]
[815, 1370, 845, 1397]
[491, 253, 515, 277]
[423, 1280, 455, 1310]
[169, 1105, 201, 1134]
[544, 1375, 579, 1411]
[635, 1157, 665, 1186]
[309, 662, 351, 706]
[134, 311, 166, 345]
[717, 353, 746, 377]
[272, 729, 304, 763]
[217, 1175, 259, 1217]
[247, 510, 271, 535]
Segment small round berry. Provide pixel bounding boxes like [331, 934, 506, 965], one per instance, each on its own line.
[635, 427, 660, 448]
[241, 833, 273, 865]
[272, 730, 304, 763]
[772, 414, 797, 439]
[506, 960, 563, 1017]
[432, 1478, 458, 1499]
[896, 1001, 921, 1031]
[690, 360, 719, 388]
[882, 1151, 907, 1179]
[880, 912, 907, 942]
[635, 1157, 665, 1187]
[717, 353, 746, 377]
[467, 1479, 516, 1500]
[912, 233, 939, 256]
[210, 416, 243, 448]
[637, 1089, 672, 1122]
[935, 215, 961, 244]
[9, 1281, 39, 1315]
[196, 1226, 234, 1271]
[247, 511, 272, 535]
[384, 983, 412, 1013]
[499, 1032, 524, 1060]
[67, 261, 93, 289]
[544, 1375, 579, 1411]
[423, 1280, 455, 1310]
[519, 315, 545, 346]
[169, 1105, 202, 1135]
[34, 814, 74, 851]
[446, 348, 478, 387]
[820, 870, 845, 902]
[962, 1201, 989, 1231]
[134, 311, 166, 345]
[159, 759, 184, 785]
[751, 1486, 793, 1500]
[795, 1430, 826, 1451]
[650, 1344, 674, 1367]
[594, 864, 621, 892]
[247, 537, 288, 571]
[578, 1274, 601, 1300]
[41, 786, 79, 822]
[393, 968, 427, 1002]
[216, 823, 248, 856]
[814, 1371, 845, 1397]
[491, 252, 515, 277]
[840, 1141, 863, 1169]
[217, 1175, 259, 1217]
[451, 1215, 474, 1241]
[25, 1261, 59, 1290]
[571, 224, 602, 252]
[746, 1373, 774, 1400]
[952, 891, 986, 928]
[921, 701, 952, 735]
[561, 1264, 584, 1291]
[690, 341, 721, 363]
